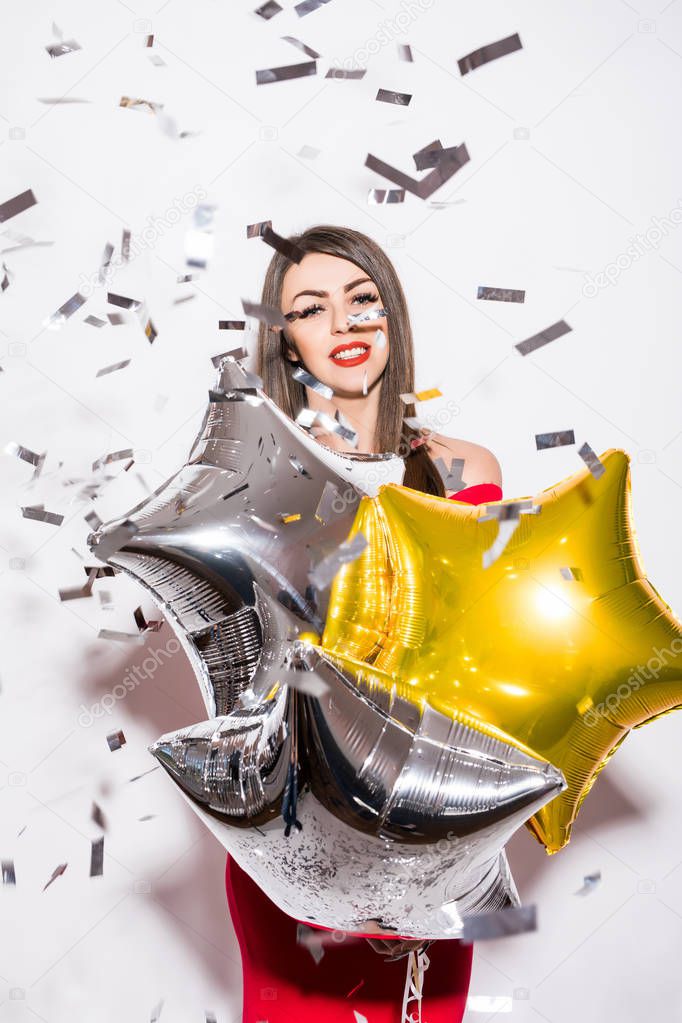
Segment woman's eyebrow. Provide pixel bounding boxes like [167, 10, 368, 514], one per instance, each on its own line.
[290, 276, 373, 302]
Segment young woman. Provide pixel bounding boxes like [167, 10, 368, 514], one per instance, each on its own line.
[225, 225, 503, 1022]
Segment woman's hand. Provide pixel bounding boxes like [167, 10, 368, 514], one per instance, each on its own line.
[365, 936, 432, 962]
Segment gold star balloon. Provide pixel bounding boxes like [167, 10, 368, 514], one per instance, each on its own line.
[320, 448, 682, 853]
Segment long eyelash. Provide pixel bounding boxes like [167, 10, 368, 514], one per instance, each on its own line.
[291, 292, 379, 320]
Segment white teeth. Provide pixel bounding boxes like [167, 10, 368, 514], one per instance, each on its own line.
[332, 346, 368, 361]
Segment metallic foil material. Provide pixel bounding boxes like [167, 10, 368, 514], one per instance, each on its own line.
[42, 291, 87, 329]
[88, 358, 564, 937]
[535, 429, 575, 449]
[477, 286, 525, 303]
[90, 836, 104, 877]
[256, 60, 317, 85]
[457, 33, 523, 76]
[281, 35, 320, 58]
[397, 44, 413, 62]
[241, 298, 289, 328]
[218, 320, 246, 331]
[578, 441, 606, 478]
[107, 730, 126, 751]
[433, 456, 465, 492]
[368, 189, 405, 204]
[347, 306, 388, 324]
[295, 0, 332, 15]
[185, 204, 216, 269]
[21, 505, 64, 525]
[515, 319, 572, 355]
[326, 68, 366, 79]
[260, 225, 306, 263]
[255, 0, 283, 18]
[461, 904, 536, 941]
[366, 143, 470, 200]
[96, 360, 131, 378]
[376, 89, 412, 106]
[292, 365, 334, 398]
[43, 863, 67, 890]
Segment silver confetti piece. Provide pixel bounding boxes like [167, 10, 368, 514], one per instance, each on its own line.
[375, 328, 386, 349]
[297, 922, 326, 963]
[325, 68, 366, 79]
[241, 298, 288, 328]
[255, 0, 283, 18]
[294, 0, 332, 15]
[2, 860, 16, 885]
[574, 870, 601, 896]
[291, 366, 334, 398]
[433, 456, 466, 492]
[21, 505, 64, 526]
[477, 285, 525, 303]
[314, 479, 342, 524]
[150, 998, 164, 1022]
[4, 441, 46, 479]
[212, 347, 248, 367]
[347, 306, 388, 324]
[256, 60, 317, 85]
[461, 903, 536, 941]
[84, 315, 107, 328]
[121, 229, 131, 262]
[281, 35, 320, 58]
[218, 320, 246, 330]
[578, 442, 605, 479]
[560, 566, 583, 581]
[107, 312, 127, 326]
[458, 33, 523, 76]
[108, 292, 141, 310]
[43, 291, 87, 329]
[376, 88, 412, 106]
[185, 204, 216, 269]
[98, 242, 114, 285]
[43, 863, 68, 891]
[107, 730, 126, 752]
[246, 220, 272, 239]
[45, 39, 81, 58]
[99, 629, 147, 644]
[90, 835, 104, 877]
[96, 360, 131, 378]
[413, 138, 442, 170]
[308, 530, 367, 589]
[298, 144, 321, 159]
[397, 43, 413, 62]
[535, 430, 575, 450]
[366, 143, 470, 200]
[368, 188, 405, 204]
[515, 319, 572, 355]
[260, 225, 305, 263]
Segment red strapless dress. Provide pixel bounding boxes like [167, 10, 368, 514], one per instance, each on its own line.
[225, 482, 503, 1022]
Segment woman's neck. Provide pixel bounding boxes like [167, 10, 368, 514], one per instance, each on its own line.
[304, 378, 383, 454]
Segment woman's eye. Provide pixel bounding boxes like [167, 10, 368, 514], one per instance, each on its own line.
[352, 292, 379, 305]
[298, 303, 324, 319]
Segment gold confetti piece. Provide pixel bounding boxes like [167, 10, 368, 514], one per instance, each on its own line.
[578, 442, 605, 479]
[279, 512, 301, 524]
[461, 903, 536, 941]
[400, 388, 441, 403]
[477, 285, 525, 303]
[119, 95, 163, 114]
[256, 60, 317, 85]
[144, 316, 158, 344]
[458, 33, 522, 76]
[96, 359, 131, 377]
[255, 0, 283, 18]
[43, 863, 68, 890]
[281, 35, 320, 58]
[246, 220, 272, 239]
[43, 291, 87, 329]
[535, 430, 575, 450]
[2, 860, 16, 885]
[375, 88, 411, 106]
[515, 319, 572, 355]
[397, 43, 413, 62]
[90, 835, 104, 877]
[21, 505, 64, 526]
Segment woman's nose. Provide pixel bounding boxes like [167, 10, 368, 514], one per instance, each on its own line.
[330, 301, 349, 334]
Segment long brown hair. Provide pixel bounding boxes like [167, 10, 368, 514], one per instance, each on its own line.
[256, 224, 446, 497]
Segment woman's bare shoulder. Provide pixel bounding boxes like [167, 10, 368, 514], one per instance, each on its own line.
[427, 433, 502, 488]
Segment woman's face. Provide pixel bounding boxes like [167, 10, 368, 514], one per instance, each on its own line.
[279, 252, 389, 398]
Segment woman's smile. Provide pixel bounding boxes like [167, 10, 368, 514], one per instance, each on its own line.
[328, 340, 371, 366]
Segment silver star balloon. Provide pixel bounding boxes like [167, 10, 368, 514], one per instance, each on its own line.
[88, 355, 565, 938]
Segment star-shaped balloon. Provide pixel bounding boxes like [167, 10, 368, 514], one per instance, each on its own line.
[87, 355, 565, 938]
[322, 448, 682, 853]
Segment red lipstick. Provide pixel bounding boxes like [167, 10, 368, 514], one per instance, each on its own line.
[328, 341, 371, 367]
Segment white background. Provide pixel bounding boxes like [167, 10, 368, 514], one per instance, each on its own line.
[1, 0, 682, 1020]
